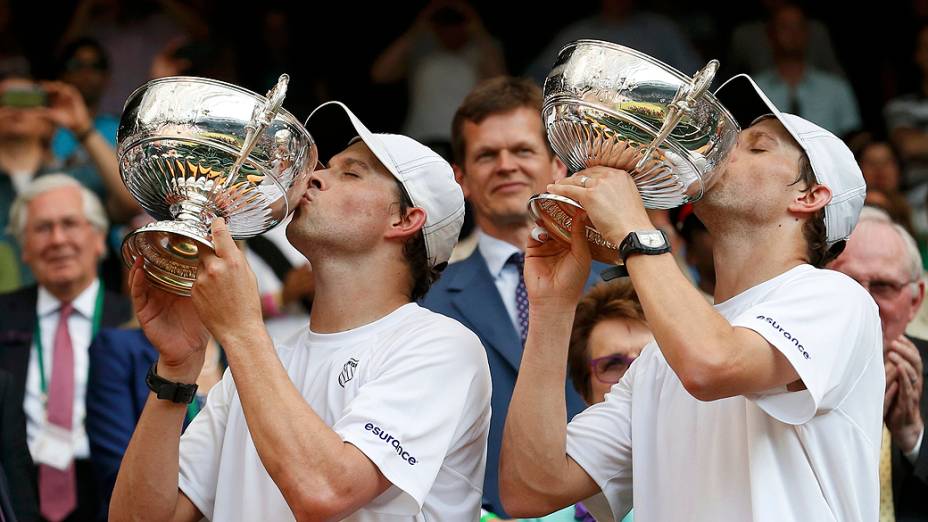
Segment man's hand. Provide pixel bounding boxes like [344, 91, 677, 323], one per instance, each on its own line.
[39, 81, 93, 135]
[544, 167, 655, 246]
[191, 218, 265, 348]
[524, 213, 591, 311]
[129, 258, 209, 378]
[885, 335, 925, 453]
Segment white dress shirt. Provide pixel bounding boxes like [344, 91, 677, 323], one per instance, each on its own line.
[23, 279, 100, 460]
[477, 232, 523, 335]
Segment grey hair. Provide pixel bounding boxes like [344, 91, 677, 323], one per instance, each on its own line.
[858, 206, 923, 292]
[7, 174, 109, 245]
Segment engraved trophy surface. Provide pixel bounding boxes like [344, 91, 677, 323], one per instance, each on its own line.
[118, 74, 317, 295]
[528, 40, 739, 263]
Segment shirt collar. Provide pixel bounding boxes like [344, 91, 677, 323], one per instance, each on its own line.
[37, 279, 100, 319]
[477, 231, 522, 279]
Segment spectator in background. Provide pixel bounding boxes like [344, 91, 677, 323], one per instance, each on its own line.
[59, 0, 205, 116]
[0, 76, 138, 291]
[829, 207, 928, 521]
[0, 175, 133, 521]
[525, 0, 700, 85]
[52, 38, 118, 168]
[237, 7, 325, 119]
[853, 139, 919, 239]
[421, 77, 598, 518]
[567, 281, 650, 416]
[886, 23, 928, 177]
[886, 22, 928, 228]
[371, 0, 505, 155]
[858, 140, 903, 194]
[754, 4, 861, 137]
[727, 0, 844, 78]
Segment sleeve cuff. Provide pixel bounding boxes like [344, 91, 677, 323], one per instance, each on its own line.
[178, 474, 211, 520]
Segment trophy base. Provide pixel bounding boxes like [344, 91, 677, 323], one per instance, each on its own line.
[528, 193, 620, 265]
[121, 220, 214, 296]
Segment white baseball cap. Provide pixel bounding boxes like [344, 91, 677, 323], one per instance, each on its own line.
[305, 101, 465, 269]
[714, 74, 866, 247]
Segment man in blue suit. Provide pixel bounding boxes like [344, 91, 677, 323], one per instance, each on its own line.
[422, 77, 595, 518]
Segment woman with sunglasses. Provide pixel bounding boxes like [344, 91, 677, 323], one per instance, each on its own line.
[567, 281, 652, 408]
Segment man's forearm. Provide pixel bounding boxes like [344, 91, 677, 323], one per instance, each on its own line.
[219, 328, 383, 518]
[500, 305, 578, 513]
[109, 361, 199, 521]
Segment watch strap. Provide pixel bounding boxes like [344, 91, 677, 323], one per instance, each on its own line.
[146, 361, 199, 404]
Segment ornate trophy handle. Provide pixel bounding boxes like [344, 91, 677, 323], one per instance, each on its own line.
[634, 60, 719, 171]
[221, 74, 291, 190]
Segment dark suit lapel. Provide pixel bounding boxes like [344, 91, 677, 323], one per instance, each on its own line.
[0, 286, 38, 403]
[100, 289, 131, 329]
[447, 250, 524, 372]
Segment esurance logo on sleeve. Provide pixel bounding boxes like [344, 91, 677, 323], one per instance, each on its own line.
[755, 315, 811, 359]
[364, 423, 418, 465]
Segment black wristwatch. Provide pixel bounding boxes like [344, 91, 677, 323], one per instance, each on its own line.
[146, 362, 199, 404]
[619, 230, 671, 262]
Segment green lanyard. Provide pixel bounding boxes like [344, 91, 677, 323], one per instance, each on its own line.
[33, 285, 105, 395]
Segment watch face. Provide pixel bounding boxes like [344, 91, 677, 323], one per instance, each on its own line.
[638, 231, 666, 248]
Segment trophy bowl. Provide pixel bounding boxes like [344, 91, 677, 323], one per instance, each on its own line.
[528, 40, 739, 263]
[118, 75, 317, 295]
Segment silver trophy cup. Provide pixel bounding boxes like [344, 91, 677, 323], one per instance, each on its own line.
[528, 40, 739, 263]
[118, 75, 317, 295]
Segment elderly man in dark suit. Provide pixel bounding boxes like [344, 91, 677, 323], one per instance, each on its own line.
[0, 174, 130, 522]
[422, 77, 601, 518]
[830, 207, 928, 522]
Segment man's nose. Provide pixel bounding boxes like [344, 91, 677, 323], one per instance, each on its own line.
[495, 150, 518, 173]
[307, 169, 327, 191]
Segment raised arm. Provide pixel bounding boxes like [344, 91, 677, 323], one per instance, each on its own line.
[545, 168, 802, 401]
[499, 221, 600, 516]
[109, 259, 209, 522]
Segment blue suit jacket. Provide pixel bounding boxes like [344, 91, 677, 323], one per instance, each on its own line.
[421, 248, 603, 517]
[86, 328, 158, 518]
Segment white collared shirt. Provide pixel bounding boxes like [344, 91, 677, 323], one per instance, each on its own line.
[23, 279, 100, 460]
[477, 232, 523, 336]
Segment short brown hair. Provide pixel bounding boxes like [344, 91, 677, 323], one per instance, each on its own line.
[567, 280, 645, 403]
[451, 76, 546, 164]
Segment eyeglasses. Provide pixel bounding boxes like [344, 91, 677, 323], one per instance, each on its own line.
[27, 217, 93, 238]
[589, 353, 637, 384]
[855, 277, 917, 301]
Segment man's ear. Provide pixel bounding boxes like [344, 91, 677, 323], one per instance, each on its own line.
[789, 183, 832, 216]
[385, 206, 427, 242]
[909, 279, 926, 323]
[453, 164, 470, 199]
